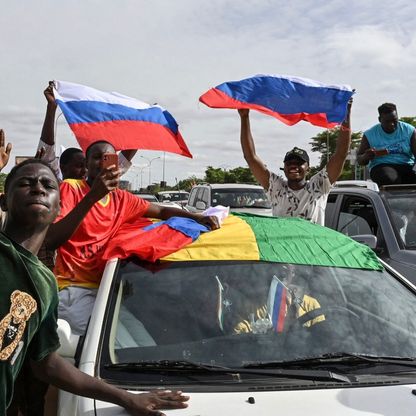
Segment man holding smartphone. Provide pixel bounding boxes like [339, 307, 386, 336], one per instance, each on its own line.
[357, 103, 416, 186]
[44, 140, 220, 335]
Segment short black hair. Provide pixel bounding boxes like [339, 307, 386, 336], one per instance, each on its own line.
[4, 159, 58, 193]
[59, 148, 83, 168]
[85, 140, 114, 159]
[378, 103, 397, 116]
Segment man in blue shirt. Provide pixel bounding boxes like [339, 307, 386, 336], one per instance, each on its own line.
[357, 103, 416, 185]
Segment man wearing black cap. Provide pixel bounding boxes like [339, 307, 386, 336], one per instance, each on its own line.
[238, 100, 352, 225]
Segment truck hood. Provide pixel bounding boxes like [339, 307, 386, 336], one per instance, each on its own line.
[94, 384, 416, 415]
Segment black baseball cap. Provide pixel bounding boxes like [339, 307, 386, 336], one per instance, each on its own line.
[283, 147, 310, 164]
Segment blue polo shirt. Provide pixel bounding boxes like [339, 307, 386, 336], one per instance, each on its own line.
[365, 121, 415, 170]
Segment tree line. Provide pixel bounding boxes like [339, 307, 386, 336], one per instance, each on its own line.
[1, 116, 415, 193]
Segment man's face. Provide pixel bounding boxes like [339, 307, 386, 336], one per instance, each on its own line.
[3, 163, 60, 228]
[87, 142, 116, 180]
[61, 152, 87, 180]
[283, 158, 309, 182]
[379, 111, 399, 134]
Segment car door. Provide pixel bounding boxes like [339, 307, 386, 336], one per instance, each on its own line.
[186, 188, 199, 212]
[333, 193, 388, 258]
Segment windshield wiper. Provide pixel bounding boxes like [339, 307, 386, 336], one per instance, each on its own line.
[105, 360, 232, 372]
[105, 359, 351, 382]
[244, 352, 416, 369]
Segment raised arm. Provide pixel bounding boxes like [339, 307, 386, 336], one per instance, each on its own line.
[0, 129, 12, 171]
[238, 109, 270, 189]
[326, 99, 353, 184]
[31, 352, 189, 416]
[44, 167, 121, 250]
[356, 135, 376, 166]
[40, 82, 57, 146]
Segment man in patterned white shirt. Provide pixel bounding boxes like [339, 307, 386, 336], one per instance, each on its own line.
[238, 100, 352, 226]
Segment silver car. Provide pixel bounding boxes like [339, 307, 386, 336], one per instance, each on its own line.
[186, 183, 272, 216]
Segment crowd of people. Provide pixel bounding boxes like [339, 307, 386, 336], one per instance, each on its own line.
[1, 83, 416, 415]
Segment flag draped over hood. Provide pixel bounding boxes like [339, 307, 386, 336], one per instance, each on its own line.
[199, 74, 354, 128]
[162, 213, 382, 271]
[102, 217, 209, 263]
[53, 80, 192, 157]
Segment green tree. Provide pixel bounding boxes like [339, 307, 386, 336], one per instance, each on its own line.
[400, 116, 416, 127]
[205, 166, 225, 183]
[176, 176, 203, 191]
[308, 127, 363, 180]
[0, 173, 6, 193]
[204, 166, 257, 184]
[228, 167, 257, 183]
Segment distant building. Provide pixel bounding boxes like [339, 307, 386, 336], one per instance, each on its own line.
[119, 180, 131, 191]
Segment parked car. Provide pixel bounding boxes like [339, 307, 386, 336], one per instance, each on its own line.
[186, 183, 272, 216]
[156, 190, 190, 207]
[134, 193, 159, 203]
[325, 181, 416, 284]
[135, 192, 182, 209]
[58, 214, 416, 415]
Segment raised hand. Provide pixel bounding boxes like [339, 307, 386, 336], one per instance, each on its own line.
[44, 81, 57, 107]
[0, 129, 12, 171]
[89, 167, 121, 201]
[238, 108, 250, 117]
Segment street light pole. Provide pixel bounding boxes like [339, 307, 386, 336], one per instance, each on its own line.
[129, 164, 148, 191]
[162, 152, 166, 186]
[140, 156, 161, 187]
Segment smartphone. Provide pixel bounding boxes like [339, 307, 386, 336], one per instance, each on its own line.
[374, 148, 389, 157]
[101, 153, 118, 169]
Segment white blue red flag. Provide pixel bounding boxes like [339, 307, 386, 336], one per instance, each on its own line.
[267, 275, 287, 333]
[53, 80, 192, 157]
[199, 74, 354, 128]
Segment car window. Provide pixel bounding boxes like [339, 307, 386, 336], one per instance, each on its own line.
[210, 189, 271, 208]
[383, 192, 416, 250]
[201, 188, 209, 205]
[158, 192, 189, 202]
[337, 196, 378, 237]
[188, 189, 198, 206]
[101, 260, 416, 381]
[324, 193, 338, 227]
[138, 194, 158, 202]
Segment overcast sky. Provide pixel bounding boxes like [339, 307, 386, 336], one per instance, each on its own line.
[1, 0, 415, 187]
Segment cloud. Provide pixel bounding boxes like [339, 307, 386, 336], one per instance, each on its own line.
[327, 25, 416, 69]
[1, 0, 416, 184]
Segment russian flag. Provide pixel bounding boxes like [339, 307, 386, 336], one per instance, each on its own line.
[53, 80, 192, 157]
[199, 74, 354, 128]
[267, 275, 287, 333]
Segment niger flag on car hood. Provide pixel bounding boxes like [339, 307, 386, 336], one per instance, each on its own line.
[162, 213, 383, 271]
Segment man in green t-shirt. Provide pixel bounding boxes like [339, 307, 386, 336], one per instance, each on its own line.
[0, 158, 189, 415]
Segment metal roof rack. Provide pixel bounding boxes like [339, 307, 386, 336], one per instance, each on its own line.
[333, 180, 379, 192]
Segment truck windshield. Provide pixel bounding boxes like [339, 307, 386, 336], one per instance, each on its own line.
[100, 260, 416, 379]
[211, 189, 271, 209]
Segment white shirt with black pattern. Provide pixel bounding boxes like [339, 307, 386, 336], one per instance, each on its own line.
[266, 168, 332, 225]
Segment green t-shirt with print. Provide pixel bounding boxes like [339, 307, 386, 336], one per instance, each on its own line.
[0, 232, 60, 412]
